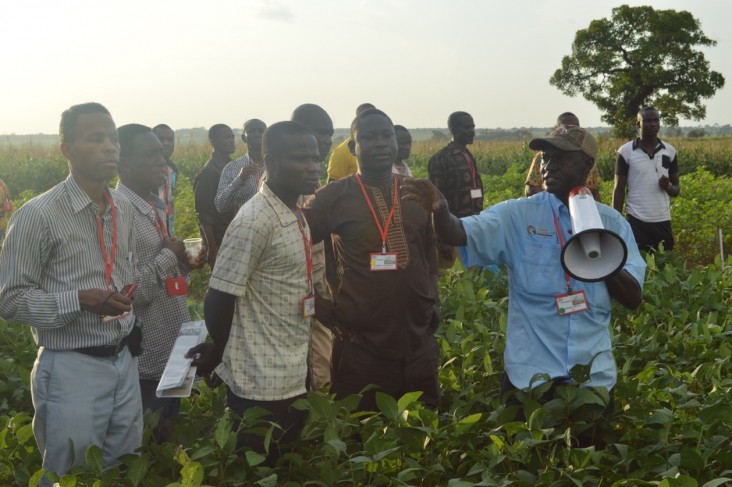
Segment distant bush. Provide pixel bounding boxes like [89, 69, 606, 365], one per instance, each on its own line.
[688, 128, 706, 138]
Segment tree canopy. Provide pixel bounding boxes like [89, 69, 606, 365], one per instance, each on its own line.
[550, 5, 725, 138]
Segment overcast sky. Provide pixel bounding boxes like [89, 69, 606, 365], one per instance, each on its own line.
[1, 0, 729, 134]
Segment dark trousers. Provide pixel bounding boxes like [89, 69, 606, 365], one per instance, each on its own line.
[330, 335, 441, 412]
[226, 388, 306, 462]
[627, 214, 674, 252]
[139, 379, 180, 443]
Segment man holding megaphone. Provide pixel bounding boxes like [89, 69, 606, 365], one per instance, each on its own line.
[402, 125, 646, 414]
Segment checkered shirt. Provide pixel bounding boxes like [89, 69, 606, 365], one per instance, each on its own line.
[212, 183, 312, 401]
[117, 183, 191, 380]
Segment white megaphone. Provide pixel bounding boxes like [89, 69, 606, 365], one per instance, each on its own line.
[560, 187, 628, 282]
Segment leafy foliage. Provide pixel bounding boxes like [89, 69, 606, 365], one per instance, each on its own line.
[550, 5, 725, 138]
[1, 259, 731, 485]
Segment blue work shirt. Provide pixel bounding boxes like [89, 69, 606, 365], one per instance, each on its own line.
[460, 191, 646, 390]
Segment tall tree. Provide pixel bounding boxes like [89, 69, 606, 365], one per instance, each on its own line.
[550, 5, 725, 138]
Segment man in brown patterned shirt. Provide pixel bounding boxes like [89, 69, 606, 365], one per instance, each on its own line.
[428, 111, 484, 267]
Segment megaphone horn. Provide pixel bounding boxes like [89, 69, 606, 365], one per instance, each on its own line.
[560, 187, 628, 282]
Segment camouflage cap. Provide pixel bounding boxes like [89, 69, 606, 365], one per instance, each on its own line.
[529, 125, 598, 160]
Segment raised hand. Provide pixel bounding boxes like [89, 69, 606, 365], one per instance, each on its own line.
[238, 164, 258, 182]
[400, 177, 448, 213]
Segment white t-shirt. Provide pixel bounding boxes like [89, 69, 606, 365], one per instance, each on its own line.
[616, 139, 678, 222]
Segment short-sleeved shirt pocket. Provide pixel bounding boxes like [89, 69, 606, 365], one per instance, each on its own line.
[516, 234, 565, 295]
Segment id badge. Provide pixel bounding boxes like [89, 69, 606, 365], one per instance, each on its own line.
[370, 252, 398, 271]
[166, 275, 188, 296]
[302, 294, 315, 317]
[554, 290, 589, 316]
[470, 188, 483, 199]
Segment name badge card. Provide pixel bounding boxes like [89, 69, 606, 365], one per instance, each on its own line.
[166, 276, 188, 296]
[302, 294, 315, 317]
[554, 290, 589, 316]
[470, 188, 483, 199]
[370, 252, 398, 271]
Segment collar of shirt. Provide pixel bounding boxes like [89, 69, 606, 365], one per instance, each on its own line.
[546, 192, 572, 244]
[116, 182, 165, 217]
[260, 182, 302, 229]
[446, 140, 472, 155]
[631, 138, 666, 152]
[165, 158, 179, 174]
[64, 175, 112, 215]
[209, 153, 231, 171]
[546, 189, 568, 211]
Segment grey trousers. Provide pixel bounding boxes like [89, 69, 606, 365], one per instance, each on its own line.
[31, 346, 143, 486]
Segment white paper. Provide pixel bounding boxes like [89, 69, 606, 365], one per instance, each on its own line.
[156, 321, 208, 397]
[157, 366, 198, 398]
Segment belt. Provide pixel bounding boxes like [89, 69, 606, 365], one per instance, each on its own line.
[72, 334, 129, 358]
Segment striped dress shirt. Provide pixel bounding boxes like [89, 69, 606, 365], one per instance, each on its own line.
[0, 175, 136, 349]
[116, 183, 191, 380]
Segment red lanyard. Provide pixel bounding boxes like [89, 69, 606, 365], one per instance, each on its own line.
[95, 191, 117, 289]
[295, 208, 313, 292]
[150, 202, 169, 241]
[162, 165, 172, 216]
[254, 163, 263, 188]
[356, 174, 398, 254]
[552, 210, 573, 293]
[461, 152, 478, 188]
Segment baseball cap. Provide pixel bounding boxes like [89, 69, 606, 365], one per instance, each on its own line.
[529, 125, 598, 160]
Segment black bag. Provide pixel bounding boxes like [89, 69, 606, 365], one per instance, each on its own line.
[127, 320, 143, 357]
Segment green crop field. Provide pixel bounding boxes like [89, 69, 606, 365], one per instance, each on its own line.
[1, 138, 731, 485]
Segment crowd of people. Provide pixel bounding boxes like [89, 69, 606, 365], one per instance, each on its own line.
[0, 100, 682, 481]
